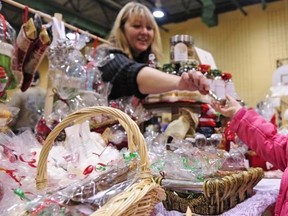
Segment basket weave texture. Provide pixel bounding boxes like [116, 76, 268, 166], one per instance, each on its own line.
[161, 167, 264, 215]
[36, 106, 165, 216]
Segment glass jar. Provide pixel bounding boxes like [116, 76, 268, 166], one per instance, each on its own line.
[170, 34, 195, 63]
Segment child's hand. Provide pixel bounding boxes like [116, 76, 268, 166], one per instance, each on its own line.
[211, 95, 242, 118]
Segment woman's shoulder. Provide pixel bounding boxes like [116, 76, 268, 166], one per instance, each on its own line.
[96, 44, 130, 63]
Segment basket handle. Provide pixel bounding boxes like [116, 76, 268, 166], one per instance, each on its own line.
[36, 106, 150, 190]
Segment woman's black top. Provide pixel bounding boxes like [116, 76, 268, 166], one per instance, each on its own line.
[98, 48, 149, 100]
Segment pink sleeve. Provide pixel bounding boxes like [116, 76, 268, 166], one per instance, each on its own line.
[230, 107, 288, 171]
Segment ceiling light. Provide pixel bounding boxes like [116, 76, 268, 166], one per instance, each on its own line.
[153, 0, 165, 18]
[153, 9, 164, 18]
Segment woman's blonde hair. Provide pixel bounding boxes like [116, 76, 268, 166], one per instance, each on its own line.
[108, 2, 162, 60]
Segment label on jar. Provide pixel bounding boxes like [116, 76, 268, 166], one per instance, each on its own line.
[174, 42, 188, 62]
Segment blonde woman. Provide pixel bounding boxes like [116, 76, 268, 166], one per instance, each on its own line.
[98, 2, 209, 100]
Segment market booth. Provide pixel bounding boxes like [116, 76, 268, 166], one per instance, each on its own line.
[0, 1, 284, 215]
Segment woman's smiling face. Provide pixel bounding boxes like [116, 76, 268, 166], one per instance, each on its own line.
[124, 16, 154, 57]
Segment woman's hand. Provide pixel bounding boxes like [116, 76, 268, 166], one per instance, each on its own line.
[179, 70, 210, 94]
[211, 95, 242, 118]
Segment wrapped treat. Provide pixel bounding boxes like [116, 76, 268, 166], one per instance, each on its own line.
[0, 108, 11, 127]
[101, 124, 128, 150]
[162, 63, 177, 75]
[108, 96, 153, 125]
[0, 14, 16, 100]
[220, 148, 246, 171]
[149, 147, 227, 181]
[178, 60, 198, 76]
[81, 179, 134, 209]
[65, 165, 131, 204]
[84, 45, 112, 104]
[48, 39, 86, 100]
[0, 105, 19, 129]
[6, 170, 134, 216]
[0, 65, 8, 92]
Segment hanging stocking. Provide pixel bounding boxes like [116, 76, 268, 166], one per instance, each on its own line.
[11, 16, 37, 87]
[21, 26, 51, 91]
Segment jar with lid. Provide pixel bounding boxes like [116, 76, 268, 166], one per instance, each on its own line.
[170, 34, 195, 63]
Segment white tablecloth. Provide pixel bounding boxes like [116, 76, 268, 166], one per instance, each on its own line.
[151, 178, 281, 216]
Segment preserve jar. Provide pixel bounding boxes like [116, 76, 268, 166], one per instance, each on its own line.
[170, 34, 195, 63]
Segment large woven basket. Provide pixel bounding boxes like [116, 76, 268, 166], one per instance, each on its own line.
[157, 167, 264, 215]
[36, 106, 165, 216]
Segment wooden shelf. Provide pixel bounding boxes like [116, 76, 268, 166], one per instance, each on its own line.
[143, 100, 204, 115]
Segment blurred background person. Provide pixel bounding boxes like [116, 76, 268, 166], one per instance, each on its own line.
[7, 71, 46, 133]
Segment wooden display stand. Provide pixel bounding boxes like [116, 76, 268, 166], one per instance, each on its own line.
[143, 101, 203, 116]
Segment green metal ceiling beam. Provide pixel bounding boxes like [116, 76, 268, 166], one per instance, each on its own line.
[230, 0, 248, 16]
[200, 0, 218, 27]
[14, 0, 110, 37]
[262, 0, 267, 10]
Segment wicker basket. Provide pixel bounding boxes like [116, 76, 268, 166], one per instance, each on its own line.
[36, 106, 165, 216]
[157, 167, 264, 215]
